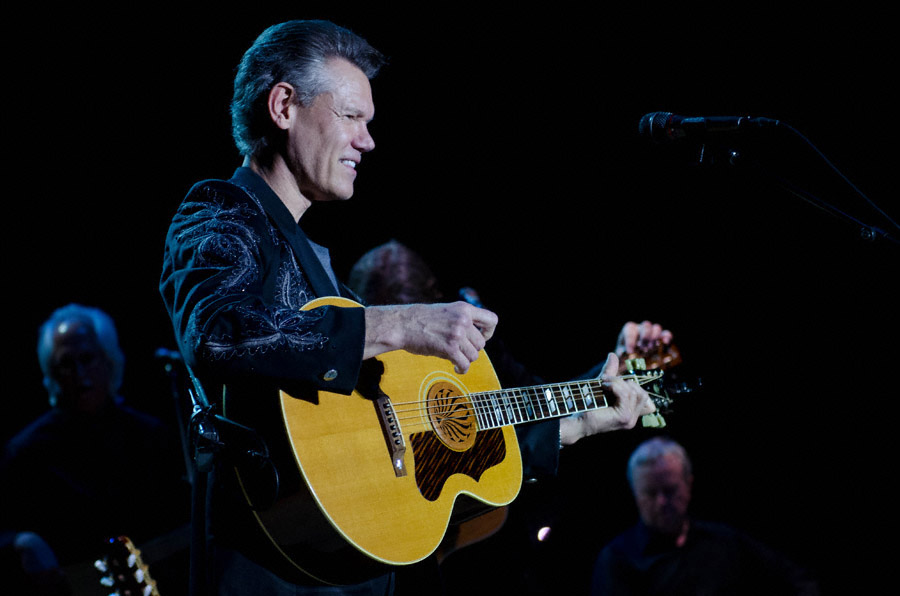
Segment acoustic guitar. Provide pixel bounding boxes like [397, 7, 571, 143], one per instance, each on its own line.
[234, 296, 681, 585]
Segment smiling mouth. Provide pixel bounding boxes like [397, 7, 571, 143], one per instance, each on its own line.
[340, 159, 357, 169]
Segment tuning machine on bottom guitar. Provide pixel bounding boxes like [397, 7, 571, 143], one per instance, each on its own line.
[94, 535, 160, 596]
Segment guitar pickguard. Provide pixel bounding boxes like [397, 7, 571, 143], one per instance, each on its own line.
[410, 428, 507, 502]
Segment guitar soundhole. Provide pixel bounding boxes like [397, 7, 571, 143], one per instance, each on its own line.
[427, 381, 477, 451]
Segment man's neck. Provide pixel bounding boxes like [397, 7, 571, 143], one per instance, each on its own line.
[245, 155, 311, 222]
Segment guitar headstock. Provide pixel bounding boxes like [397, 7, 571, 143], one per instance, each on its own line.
[94, 535, 160, 596]
[624, 342, 682, 372]
[623, 344, 698, 428]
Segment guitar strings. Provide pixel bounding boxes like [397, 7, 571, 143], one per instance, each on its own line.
[387, 373, 658, 412]
[388, 373, 660, 416]
[385, 373, 666, 430]
[390, 391, 669, 426]
[389, 393, 605, 431]
[391, 388, 670, 434]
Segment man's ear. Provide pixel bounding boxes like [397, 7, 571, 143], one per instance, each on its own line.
[267, 82, 295, 130]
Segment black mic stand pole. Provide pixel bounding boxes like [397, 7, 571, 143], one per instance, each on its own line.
[157, 349, 194, 487]
[185, 368, 213, 596]
[156, 349, 211, 596]
[694, 125, 899, 248]
[182, 366, 277, 596]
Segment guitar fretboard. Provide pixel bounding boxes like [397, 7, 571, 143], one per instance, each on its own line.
[469, 379, 607, 430]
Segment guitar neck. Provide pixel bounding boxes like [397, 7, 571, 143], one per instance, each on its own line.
[469, 378, 608, 430]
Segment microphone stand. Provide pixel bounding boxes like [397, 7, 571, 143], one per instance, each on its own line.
[183, 365, 278, 596]
[156, 349, 194, 486]
[695, 122, 899, 248]
[156, 346, 281, 596]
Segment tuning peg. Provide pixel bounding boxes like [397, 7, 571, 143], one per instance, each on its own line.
[625, 357, 647, 372]
[98, 575, 115, 587]
[642, 413, 667, 428]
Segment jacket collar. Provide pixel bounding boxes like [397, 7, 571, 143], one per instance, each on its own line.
[230, 167, 338, 298]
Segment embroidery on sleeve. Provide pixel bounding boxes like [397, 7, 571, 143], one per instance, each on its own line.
[177, 185, 329, 359]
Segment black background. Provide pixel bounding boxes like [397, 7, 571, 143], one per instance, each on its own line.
[7, 7, 897, 594]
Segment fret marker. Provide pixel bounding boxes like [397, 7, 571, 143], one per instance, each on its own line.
[502, 392, 515, 420]
[581, 384, 594, 408]
[544, 388, 557, 413]
[492, 394, 503, 422]
[562, 386, 574, 410]
[524, 393, 534, 418]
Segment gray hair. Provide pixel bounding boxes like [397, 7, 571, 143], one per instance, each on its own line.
[231, 19, 386, 157]
[626, 436, 693, 491]
[37, 304, 125, 405]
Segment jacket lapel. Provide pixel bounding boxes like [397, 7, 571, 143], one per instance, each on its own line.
[230, 167, 338, 298]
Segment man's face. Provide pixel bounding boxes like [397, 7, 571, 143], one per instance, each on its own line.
[286, 58, 375, 203]
[49, 320, 112, 413]
[632, 454, 693, 535]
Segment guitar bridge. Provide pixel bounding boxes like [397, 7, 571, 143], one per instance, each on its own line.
[374, 396, 407, 477]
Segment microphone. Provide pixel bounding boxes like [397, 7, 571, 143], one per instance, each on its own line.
[639, 112, 780, 143]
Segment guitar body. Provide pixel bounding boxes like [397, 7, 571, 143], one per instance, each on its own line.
[435, 505, 509, 564]
[246, 297, 522, 584]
